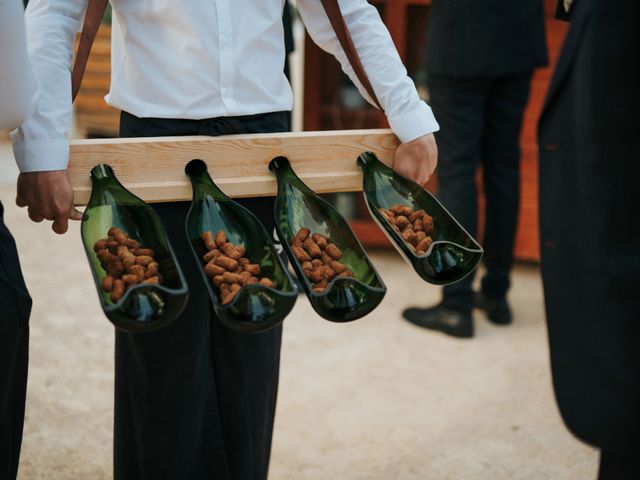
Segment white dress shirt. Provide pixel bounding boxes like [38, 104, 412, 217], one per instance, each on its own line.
[0, 0, 38, 131]
[12, 0, 439, 172]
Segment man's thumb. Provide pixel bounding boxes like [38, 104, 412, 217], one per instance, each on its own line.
[70, 206, 84, 221]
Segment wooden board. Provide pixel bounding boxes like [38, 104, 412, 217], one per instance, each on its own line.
[68, 129, 399, 205]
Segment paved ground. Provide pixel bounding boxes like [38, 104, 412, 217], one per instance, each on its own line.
[0, 142, 597, 479]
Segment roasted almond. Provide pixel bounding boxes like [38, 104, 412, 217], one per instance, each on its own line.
[325, 243, 343, 260]
[303, 238, 322, 258]
[291, 245, 311, 263]
[311, 233, 329, 249]
[214, 255, 239, 271]
[121, 274, 139, 285]
[244, 263, 261, 276]
[292, 227, 310, 245]
[259, 278, 275, 288]
[205, 262, 226, 277]
[101, 275, 114, 292]
[222, 272, 243, 284]
[135, 255, 155, 267]
[215, 230, 227, 247]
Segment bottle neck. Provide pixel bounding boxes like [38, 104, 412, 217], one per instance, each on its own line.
[192, 173, 225, 200]
[90, 164, 121, 189]
[185, 159, 228, 201]
[356, 151, 379, 172]
[91, 163, 112, 180]
[88, 164, 142, 206]
[269, 156, 307, 193]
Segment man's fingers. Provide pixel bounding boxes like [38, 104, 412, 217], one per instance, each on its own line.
[50, 206, 81, 234]
[27, 206, 45, 223]
[393, 156, 426, 185]
[16, 174, 27, 207]
[421, 164, 433, 185]
[16, 170, 78, 233]
[15, 186, 32, 208]
[52, 215, 70, 235]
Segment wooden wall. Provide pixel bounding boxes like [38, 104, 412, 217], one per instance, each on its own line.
[511, 4, 569, 261]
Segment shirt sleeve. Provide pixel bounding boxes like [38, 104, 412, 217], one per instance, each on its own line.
[0, 0, 39, 131]
[10, 0, 88, 172]
[296, 0, 439, 143]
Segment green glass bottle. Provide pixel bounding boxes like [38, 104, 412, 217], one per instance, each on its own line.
[81, 164, 189, 333]
[184, 159, 297, 333]
[269, 156, 386, 322]
[357, 151, 483, 285]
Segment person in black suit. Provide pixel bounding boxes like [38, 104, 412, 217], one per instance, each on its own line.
[403, 0, 548, 337]
[538, 0, 640, 477]
[0, 1, 36, 478]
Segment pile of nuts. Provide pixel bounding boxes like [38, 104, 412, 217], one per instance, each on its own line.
[201, 230, 275, 305]
[94, 227, 162, 303]
[290, 228, 354, 292]
[378, 205, 434, 255]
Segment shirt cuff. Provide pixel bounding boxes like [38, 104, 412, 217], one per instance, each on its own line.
[387, 101, 440, 144]
[10, 136, 69, 173]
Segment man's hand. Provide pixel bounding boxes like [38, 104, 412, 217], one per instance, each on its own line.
[392, 133, 438, 185]
[16, 170, 83, 234]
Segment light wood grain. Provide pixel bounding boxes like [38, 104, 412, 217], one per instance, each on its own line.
[68, 129, 399, 205]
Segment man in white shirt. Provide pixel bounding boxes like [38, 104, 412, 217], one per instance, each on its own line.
[13, 1, 439, 478]
[0, 1, 37, 478]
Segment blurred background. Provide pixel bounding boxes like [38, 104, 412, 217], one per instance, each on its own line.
[0, 0, 599, 478]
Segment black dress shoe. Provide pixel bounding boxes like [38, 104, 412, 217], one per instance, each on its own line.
[474, 292, 512, 325]
[402, 304, 473, 338]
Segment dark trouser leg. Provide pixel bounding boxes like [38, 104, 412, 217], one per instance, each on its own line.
[114, 201, 230, 479]
[427, 74, 488, 313]
[115, 112, 286, 480]
[480, 72, 532, 300]
[0, 203, 31, 480]
[598, 451, 640, 480]
[196, 115, 286, 478]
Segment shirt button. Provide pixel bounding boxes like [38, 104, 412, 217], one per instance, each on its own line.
[222, 88, 230, 97]
[223, 35, 231, 45]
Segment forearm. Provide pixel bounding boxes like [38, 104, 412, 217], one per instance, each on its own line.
[297, 0, 439, 143]
[10, 0, 88, 172]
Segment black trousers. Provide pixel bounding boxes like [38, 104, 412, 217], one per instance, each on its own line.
[0, 202, 31, 480]
[427, 72, 532, 313]
[115, 111, 288, 480]
[599, 450, 640, 480]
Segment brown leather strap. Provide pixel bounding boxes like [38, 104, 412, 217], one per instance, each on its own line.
[71, 0, 108, 102]
[320, 0, 383, 111]
[72, 0, 383, 111]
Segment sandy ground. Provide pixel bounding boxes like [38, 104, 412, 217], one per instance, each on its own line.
[0, 171, 598, 479]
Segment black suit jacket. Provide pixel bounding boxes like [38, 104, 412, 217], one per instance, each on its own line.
[538, 0, 640, 453]
[425, 0, 548, 77]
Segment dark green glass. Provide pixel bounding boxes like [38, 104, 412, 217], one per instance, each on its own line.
[184, 159, 297, 333]
[269, 156, 386, 322]
[81, 164, 189, 333]
[357, 151, 483, 285]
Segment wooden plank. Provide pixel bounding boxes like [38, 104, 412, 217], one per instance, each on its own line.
[68, 129, 399, 205]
